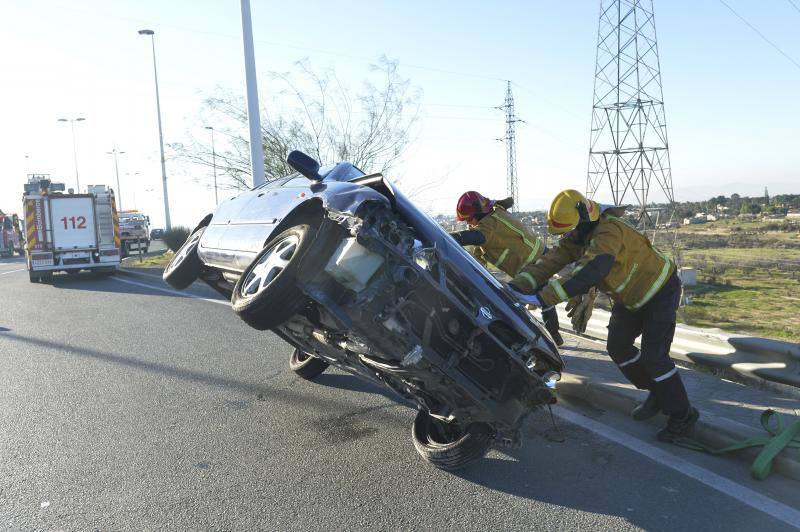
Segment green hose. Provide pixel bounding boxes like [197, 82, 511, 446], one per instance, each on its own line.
[673, 409, 800, 480]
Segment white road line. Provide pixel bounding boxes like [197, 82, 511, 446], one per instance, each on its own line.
[555, 407, 800, 529]
[111, 276, 229, 306]
[0, 268, 26, 276]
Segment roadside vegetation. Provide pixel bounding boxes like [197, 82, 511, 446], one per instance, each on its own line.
[124, 251, 173, 269]
[672, 220, 800, 342]
[162, 226, 191, 252]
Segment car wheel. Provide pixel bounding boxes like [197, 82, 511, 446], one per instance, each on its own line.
[163, 226, 205, 289]
[411, 410, 494, 470]
[231, 218, 323, 330]
[289, 348, 329, 380]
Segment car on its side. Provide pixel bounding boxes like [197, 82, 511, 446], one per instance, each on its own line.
[164, 150, 564, 469]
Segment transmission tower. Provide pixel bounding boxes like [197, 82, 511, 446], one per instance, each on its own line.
[586, 0, 675, 224]
[497, 81, 523, 212]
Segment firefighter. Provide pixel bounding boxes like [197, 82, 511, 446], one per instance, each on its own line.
[508, 189, 698, 442]
[449, 191, 564, 346]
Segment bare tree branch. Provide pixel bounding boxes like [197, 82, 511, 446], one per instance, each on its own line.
[170, 58, 420, 192]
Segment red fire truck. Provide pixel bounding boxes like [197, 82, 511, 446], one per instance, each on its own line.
[23, 176, 121, 282]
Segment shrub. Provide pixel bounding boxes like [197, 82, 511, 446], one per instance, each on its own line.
[162, 226, 192, 252]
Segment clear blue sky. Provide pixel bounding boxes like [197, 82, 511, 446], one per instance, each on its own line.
[1, 0, 799, 226]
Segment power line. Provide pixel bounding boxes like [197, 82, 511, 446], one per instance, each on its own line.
[788, 0, 800, 15]
[43, 2, 506, 83]
[718, 0, 800, 71]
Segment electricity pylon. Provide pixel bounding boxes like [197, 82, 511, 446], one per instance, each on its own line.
[497, 81, 523, 212]
[586, 0, 675, 226]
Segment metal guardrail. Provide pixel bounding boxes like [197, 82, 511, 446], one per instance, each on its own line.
[547, 306, 800, 389]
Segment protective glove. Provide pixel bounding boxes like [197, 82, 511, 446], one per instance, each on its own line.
[566, 287, 597, 334]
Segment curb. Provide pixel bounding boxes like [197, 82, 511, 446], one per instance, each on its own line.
[544, 306, 800, 390]
[556, 373, 800, 481]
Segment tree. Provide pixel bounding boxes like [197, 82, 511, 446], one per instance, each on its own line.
[171, 57, 420, 191]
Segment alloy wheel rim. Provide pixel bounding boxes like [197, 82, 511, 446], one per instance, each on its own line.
[240, 235, 300, 298]
[167, 231, 202, 274]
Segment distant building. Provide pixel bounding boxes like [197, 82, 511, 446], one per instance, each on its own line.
[787, 210, 800, 221]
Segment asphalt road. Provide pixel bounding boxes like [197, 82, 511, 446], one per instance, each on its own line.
[1, 256, 798, 531]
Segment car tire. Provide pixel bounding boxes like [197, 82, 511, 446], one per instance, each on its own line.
[289, 348, 329, 380]
[411, 410, 494, 470]
[231, 215, 327, 330]
[163, 226, 206, 289]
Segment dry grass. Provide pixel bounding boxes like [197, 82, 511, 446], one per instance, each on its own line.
[124, 251, 173, 268]
[681, 269, 800, 342]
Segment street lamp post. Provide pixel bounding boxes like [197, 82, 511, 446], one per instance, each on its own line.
[239, 0, 266, 187]
[138, 29, 172, 231]
[204, 126, 218, 205]
[106, 148, 126, 210]
[57, 117, 86, 191]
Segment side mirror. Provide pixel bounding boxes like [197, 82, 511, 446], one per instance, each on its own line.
[287, 150, 322, 181]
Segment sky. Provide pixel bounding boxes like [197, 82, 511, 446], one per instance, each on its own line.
[1, 0, 799, 228]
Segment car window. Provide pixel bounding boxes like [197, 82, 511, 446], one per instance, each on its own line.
[282, 176, 313, 188]
[254, 175, 294, 190]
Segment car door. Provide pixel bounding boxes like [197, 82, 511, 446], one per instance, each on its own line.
[198, 177, 286, 270]
[224, 175, 314, 270]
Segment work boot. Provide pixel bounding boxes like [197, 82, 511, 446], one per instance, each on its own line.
[631, 391, 661, 421]
[656, 406, 700, 443]
[550, 330, 564, 347]
[545, 323, 564, 346]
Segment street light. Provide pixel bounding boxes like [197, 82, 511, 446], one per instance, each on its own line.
[57, 117, 86, 191]
[106, 148, 126, 209]
[204, 126, 218, 205]
[125, 172, 142, 209]
[239, 0, 266, 186]
[138, 28, 171, 230]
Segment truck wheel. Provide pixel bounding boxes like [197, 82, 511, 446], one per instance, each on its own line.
[231, 215, 327, 330]
[411, 411, 494, 471]
[28, 272, 38, 283]
[163, 227, 205, 289]
[289, 348, 329, 380]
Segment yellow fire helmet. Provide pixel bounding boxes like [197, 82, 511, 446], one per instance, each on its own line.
[547, 189, 601, 235]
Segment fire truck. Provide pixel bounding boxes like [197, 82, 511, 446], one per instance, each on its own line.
[0, 211, 23, 257]
[118, 210, 151, 256]
[23, 175, 121, 282]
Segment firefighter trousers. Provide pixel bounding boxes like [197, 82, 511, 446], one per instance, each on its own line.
[606, 271, 690, 417]
[542, 306, 560, 338]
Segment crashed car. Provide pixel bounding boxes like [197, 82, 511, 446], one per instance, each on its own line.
[164, 151, 564, 469]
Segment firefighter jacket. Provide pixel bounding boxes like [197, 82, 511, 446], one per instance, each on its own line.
[511, 209, 675, 310]
[456, 204, 545, 277]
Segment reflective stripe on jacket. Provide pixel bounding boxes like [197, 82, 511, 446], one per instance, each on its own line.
[473, 206, 544, 277]
[511, 211, 675, 310]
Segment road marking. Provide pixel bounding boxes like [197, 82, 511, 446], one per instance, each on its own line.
[0, 268, 26, 276]
[111, 276, 229, 306]
[555, 407, 800, 529]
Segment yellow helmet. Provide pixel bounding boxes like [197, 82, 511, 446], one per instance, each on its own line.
[547, 189, 600, 235]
